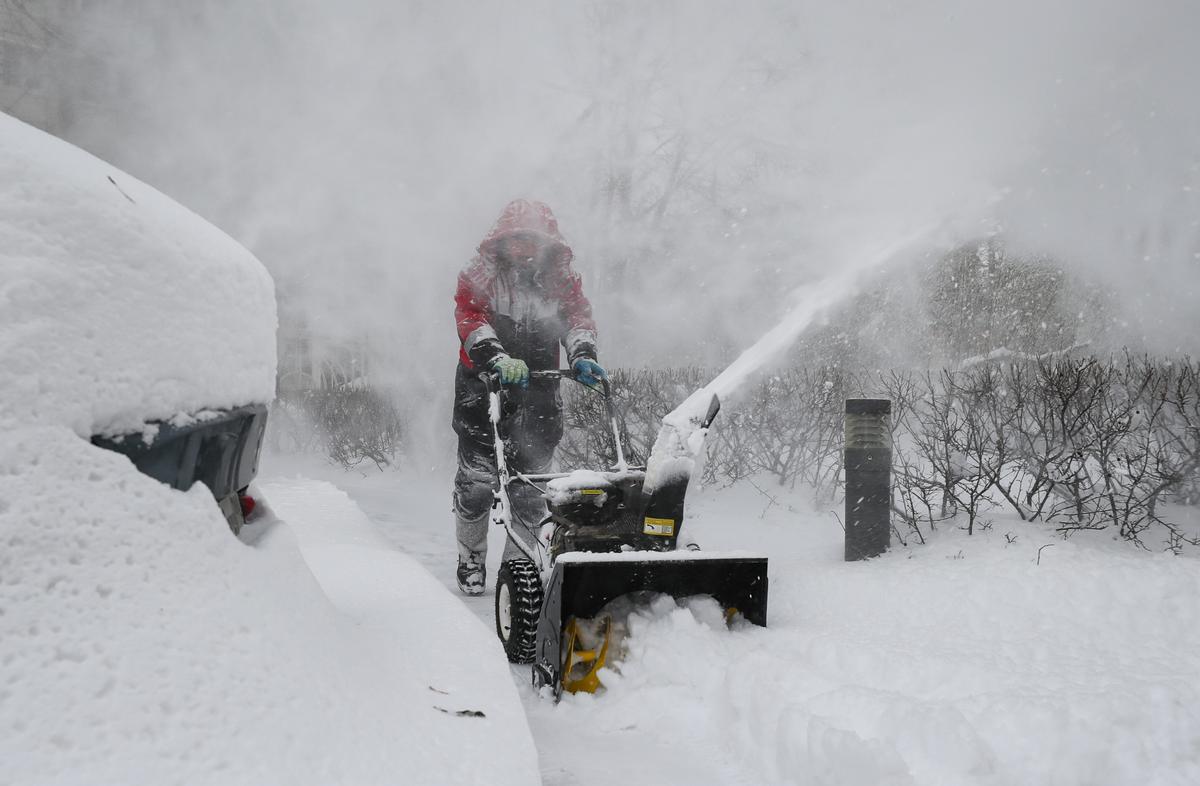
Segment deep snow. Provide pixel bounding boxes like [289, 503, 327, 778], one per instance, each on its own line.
[0, 432, 540, 786]
[268, 454, 1200, 786]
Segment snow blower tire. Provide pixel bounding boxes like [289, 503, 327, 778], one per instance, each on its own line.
[495, 559, 543, 664]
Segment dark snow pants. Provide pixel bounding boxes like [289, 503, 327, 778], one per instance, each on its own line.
[451, 363, 563, 561]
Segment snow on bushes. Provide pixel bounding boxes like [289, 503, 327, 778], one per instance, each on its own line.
[886, 354, 1200, 550]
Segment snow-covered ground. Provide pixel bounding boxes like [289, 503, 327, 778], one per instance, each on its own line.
[262, 453, 1200, 786]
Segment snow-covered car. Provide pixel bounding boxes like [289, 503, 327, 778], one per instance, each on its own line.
[0, 110, 277, 532]
[90, 404, 269, 534]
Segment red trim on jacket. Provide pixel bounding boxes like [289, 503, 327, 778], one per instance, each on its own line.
[455, 200, 596, 368]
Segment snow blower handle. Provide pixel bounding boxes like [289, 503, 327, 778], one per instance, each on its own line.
[536, 370, 625, 469]
[482, 369, 627, 469]
[529, 368, 607, 393]
[529, 370, 615, 414]
[481, 369, 612, 405]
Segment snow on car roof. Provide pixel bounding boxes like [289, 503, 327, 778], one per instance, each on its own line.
[0, 111, 276, 437]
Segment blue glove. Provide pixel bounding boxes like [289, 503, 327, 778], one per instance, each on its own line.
[490, 356, 529, 388]
[572, 358, 607, 390]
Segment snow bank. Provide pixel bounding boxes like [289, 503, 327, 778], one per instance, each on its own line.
[259, 478, 541, 786]
[0, 429, 538, 786]
[0, 112, 276, 437]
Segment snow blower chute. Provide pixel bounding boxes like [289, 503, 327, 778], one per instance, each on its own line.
[482, 369, 768, 698]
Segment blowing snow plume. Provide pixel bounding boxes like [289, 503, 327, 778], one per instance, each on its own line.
[642, 219, 958, 495]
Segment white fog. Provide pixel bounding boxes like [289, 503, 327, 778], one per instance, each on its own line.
[3, 3, 1199, 785]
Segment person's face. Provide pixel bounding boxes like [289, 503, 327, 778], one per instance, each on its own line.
[501, 234, 542, 266]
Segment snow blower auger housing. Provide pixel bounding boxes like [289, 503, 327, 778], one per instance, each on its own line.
[481, 369, 769, 699]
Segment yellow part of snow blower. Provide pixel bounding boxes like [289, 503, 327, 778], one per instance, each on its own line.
[560, 615, 612, 694]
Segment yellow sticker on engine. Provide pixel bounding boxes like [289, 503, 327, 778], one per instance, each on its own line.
[643, 517, 676, 536]
[580, 489, 604, 496]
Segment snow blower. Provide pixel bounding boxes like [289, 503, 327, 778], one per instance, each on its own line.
[483, 369, 769, 698]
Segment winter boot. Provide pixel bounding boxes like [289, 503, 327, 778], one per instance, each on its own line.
[456, 552, 486, 596]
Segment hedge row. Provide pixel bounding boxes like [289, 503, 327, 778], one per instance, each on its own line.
[559, 356, 1200, 551]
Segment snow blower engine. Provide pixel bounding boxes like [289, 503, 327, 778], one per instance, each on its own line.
[482, 369, 769, 698]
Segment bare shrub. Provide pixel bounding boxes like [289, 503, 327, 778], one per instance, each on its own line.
[272, 384, 404, 469]
[543, 356, 1200, 551]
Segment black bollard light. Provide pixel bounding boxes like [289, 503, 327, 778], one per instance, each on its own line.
[844, 398, 892, 561]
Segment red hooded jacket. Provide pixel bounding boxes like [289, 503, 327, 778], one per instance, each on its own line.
[454, 200, 597, 370]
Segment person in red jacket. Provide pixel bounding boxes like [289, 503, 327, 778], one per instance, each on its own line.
[451, 199, 606, 595]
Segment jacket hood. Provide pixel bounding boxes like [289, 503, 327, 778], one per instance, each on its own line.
[477, 199, 571, 261]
